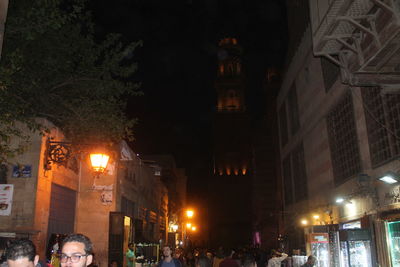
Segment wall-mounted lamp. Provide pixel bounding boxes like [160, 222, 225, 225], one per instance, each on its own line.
[335, 197, 344, 204]
[90, 152, 110, 177]
[335, 196, 352, 205]
[45, 139, 110, 178]
[378, 172, 400, 184]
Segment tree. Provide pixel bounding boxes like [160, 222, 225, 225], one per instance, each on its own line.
[0, 0, 141, 163]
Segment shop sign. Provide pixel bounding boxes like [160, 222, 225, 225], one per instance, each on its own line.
[12, 165, 32, 178]
[384, 186, 400, 204]
[0, 184, 14, 216]
[309, 233, 329, 243]
[100, 191, 113, 205]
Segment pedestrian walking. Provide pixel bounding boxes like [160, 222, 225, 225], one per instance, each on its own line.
[300, 256, 315, 267]
[126, 243, 136, 267]
[266, 250, 287, 267]
[219, 248, 239, 267]
[157, 245, 182, 267]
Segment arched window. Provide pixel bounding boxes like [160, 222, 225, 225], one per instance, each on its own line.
[236, 63, 241, 74]
[219, 64, 225, 76]
[228, 63, 234, 76]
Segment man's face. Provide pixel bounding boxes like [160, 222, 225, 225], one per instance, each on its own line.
[162, 247, 172, 258]
[60, 242, 93, 267]
[7, 255, 39, 267]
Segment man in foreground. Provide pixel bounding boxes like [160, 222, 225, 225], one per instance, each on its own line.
[60, 234, 94, 267]
[6, 239, 39, 267]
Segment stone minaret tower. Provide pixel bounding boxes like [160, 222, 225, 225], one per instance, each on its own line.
[209, 37, 253, 247]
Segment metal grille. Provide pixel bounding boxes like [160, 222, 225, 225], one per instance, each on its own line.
[283, 156, 293, 206]
[292, 143, 308, 201]
[361, 87, 392, 166]
[321, 57, 340, 92]
[385, 93, 400, 157]
[327, 91, 361, 185]
[279, 103, 289, 147]
[288, 83, 300, 134]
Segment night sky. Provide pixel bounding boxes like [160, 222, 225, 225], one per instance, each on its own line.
[90, 0, 287, 198]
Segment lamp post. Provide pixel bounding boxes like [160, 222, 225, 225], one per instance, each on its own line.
[44, 139, 111, 178]
[183, 209, 196, 248]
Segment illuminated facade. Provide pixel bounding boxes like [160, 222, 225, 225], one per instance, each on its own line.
[209, 37, 253, 247]
[0, 120, 167, 267]
[278, 0, 400, 266]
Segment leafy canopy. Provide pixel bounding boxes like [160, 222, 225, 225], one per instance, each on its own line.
[0, 0, 142, 162]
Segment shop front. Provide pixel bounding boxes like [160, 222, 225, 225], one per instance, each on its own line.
[375, 209, 400, 267]
[304, 220, 375, 267]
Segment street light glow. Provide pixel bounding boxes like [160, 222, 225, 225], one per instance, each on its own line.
[186, 223, 192, 228]
[336, 197, 344, 203]
[90, 153, 110, 174]
[186, 210, 194, 218]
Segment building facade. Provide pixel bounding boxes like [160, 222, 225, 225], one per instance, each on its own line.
[141, 155, 188, 247]
[279, 0, 400, 266]
[0, 119, 168, 267]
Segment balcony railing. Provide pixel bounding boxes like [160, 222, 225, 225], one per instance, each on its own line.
[310, 0, 400, 86]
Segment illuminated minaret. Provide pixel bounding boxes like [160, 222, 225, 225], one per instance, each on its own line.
[209, 37, 253, 247]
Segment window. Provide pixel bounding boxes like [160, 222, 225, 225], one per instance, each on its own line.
[327, 91, 361, 185]
[288, 83, 300, 134]
[279, 103, 289, 147]
[282, 143, 309, 206]
[121, 197, 135, 218]
[219, 64, 225, 76]
[362, 87, 400, 166]
[228, 63, 234, 76]
[236, 63, 241, 75]
[292, 144, 308, 201]
[283, 156, 293, 206]
[228, 90, 237, 98]
[321, 57, 340, 92]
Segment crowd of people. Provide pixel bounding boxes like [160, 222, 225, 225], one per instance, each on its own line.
[0, 234, 316, 267]
[155, 244, 315, 267]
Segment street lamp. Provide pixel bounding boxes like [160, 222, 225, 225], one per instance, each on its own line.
[186, 209, 194, 218]
[90, 151, 110, 177]
[378, 171, 400, 184]
[45, 139, 110, 178]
